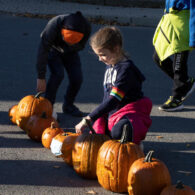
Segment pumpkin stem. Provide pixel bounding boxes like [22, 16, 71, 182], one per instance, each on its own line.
[176, 180, 184, 189]
[51, 122, 56, 129]
[120, 124, 132, 143]
[35, 91, 44, 98]
[144, 150, 154, 162]
[85, 118, 96, 134]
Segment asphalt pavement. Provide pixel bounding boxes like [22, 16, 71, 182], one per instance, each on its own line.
[0, 0, 195, 194]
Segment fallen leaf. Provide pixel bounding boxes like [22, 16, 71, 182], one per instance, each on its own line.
[186, 144, 191, 148]
[53, 165, 60, 169]
[86, 190, 97, 194]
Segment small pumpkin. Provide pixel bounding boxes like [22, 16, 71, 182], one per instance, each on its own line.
[128, 150, 171, 195]
[41, 122, 64, 149]
[25, 112, 58, 142]
[16, 92, 53, 130]
[96, 124, 144, 193]
[61, 132, 80, 166]
[8, 104, 18, 124]
[50, 132, 73, 158]
[72, 119, 110, 179]
[160, 181, 195, 195]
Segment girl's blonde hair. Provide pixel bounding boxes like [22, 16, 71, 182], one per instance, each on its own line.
[90, 26, 124, 52]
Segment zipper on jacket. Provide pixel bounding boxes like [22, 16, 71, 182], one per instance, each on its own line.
[160, 27, 171, 44]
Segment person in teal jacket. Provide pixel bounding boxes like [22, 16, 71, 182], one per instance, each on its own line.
[153, 0, 195, 111]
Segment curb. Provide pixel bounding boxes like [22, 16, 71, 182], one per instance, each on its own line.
[0, 0, 163, 27]
[59, 0, 165, 8]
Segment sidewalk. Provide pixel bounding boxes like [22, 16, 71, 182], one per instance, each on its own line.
[0, 0, 163, 27]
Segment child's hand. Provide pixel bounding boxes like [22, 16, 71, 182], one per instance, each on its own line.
[75, 121, 85, 134]
[75, 116, 92, 134]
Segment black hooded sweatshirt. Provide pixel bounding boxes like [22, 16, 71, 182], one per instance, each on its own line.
[36, 11, 91, 79]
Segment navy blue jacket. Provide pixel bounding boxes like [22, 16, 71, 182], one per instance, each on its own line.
[89, 59, 145, 121]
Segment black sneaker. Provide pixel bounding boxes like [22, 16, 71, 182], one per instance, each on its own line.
[181, 77, 195, 101]
[159, 96, 184, 111]
[62, 104, 85, 117]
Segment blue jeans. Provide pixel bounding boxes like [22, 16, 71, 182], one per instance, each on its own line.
[45, 50, 83, 105]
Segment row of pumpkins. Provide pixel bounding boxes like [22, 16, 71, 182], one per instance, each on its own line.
[8, 92, 195, 195]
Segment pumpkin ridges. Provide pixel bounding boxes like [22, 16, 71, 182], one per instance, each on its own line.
[72, 134, 87, 175]
[42, 122, 64, 149]
[72, 133, 110, 179]
[97, 139, 113, 190]
[97, 138, 144, 193]
[88, 134, 94, 175]
[92, 134, 110, 177]
[128, 151, 171, 195]
[16, 92, 53, 131]
[8, 104, 18, 124]
[82, 135, 91, 177]
[108, 140, 119, 191]
[61, 133, 79, 166]
[116, 142, 123, 192]
[105, 140, 116, 190]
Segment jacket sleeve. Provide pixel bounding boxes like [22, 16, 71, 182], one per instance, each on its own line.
[89, 96, 119, 121]
[189, 0, 195, 47]
[36, 17, 59, 79]
[36, 39, 50, 79]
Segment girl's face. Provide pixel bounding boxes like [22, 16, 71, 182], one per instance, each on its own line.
[92, 47, 119, 66]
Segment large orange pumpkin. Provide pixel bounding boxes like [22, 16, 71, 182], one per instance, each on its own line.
[160, 181, 195, 195]
[42, 122, 64, 149]
[61, 132, 80, 166]
[25, 113, 58, 142]
[16, 92, 53, 130]
[128, 150, 171, 195]
[50, 132, 73, 158]
[72, 131, 110, 179]
[72, 119, 110, 179]
[8, 104, 18, 124]
[96, 124, 144, 193]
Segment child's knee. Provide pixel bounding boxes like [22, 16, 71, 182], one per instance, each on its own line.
[111, 118, 133, 141]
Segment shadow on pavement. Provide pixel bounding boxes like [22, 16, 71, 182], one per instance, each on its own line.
[150, 115, 195, 133]
[0, 159, 100, 187]
[144, 141, 195, 189]
[0, 136, 42, 148]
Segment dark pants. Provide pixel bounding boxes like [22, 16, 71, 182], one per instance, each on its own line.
[153, 50, 190, 99]
[111, 117, 133, 142]
[45, 50, 83, 105]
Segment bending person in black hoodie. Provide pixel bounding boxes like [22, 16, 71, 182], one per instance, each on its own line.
[36, 11, 91, 117]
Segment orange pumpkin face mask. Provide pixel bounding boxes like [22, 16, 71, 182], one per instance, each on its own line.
[61, 29, 84, 45]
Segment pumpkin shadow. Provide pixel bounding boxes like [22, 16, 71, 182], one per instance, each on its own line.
[143, 141, 195, 190]
[150, 115, 195, 133]
[0, 130, 25, 135]
[143, 115, 195, 190]
[0, 136, 42, 148]
[0, 159, 102, 188]
[0, 111, 14, 125]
